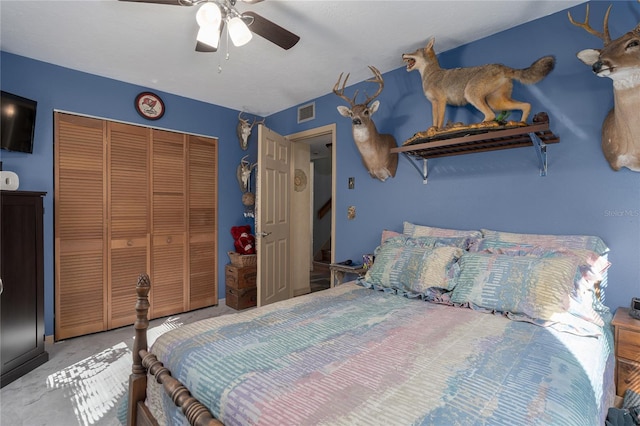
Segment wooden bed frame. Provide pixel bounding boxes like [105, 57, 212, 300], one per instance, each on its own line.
[127, 274, 222, 426]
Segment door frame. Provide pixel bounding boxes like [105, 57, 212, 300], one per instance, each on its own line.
[286, 123, 336, 268]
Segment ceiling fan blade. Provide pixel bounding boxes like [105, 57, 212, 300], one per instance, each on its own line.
[241, 0, 264, 3]
[195, 41, 218, 52]
[243, 11, 300, 50]
[118, 0, 193, 4]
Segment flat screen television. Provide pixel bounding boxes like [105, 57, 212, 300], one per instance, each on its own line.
[1, 91, 37, 154]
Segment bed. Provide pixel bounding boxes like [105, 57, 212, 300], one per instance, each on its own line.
[125, 223, 616, 426]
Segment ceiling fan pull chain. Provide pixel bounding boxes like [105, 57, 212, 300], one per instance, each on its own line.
[225, 24, 231, 61]
[217, 22, 230, 73]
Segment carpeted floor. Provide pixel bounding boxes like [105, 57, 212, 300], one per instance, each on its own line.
[0, 303, 237, 426]
[0, 268, 333, 426]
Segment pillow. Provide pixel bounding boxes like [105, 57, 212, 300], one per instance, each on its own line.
[469, 240, 611, 325]
[381, 229, 403, 244]
[471, 244, 610, 286]
[363, 243, 463, 295]
[403, 221, 482, 240]
[450, 252, 581, 322]
[382, 234, 473, 250]
[479, 229, 609, 256]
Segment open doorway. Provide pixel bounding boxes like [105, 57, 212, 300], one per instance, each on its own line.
[287, 124, 336, 294]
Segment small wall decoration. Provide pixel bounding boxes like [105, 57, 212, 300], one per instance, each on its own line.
[135, 92, 165, 120]
[402, 38, 554, 136]
[242, 192, 255, 207]
[294, 169, 307, 192]
[347, 205, 356, 220]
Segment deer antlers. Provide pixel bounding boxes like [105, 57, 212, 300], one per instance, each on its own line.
[568, 3, 612, 44]
[237, 111, 265, 151]
[333, 65, 384, 107]
[238, 111, 265, 129]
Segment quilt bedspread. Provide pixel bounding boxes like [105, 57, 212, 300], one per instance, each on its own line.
[147, 282, 614, 426]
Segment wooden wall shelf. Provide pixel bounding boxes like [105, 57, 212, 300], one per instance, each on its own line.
[391, 115, 559, 183]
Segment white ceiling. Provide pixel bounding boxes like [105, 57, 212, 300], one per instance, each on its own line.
[1, 0, 585, 117]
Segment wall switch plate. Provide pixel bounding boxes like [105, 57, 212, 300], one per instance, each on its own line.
[348, 177, 355, 189]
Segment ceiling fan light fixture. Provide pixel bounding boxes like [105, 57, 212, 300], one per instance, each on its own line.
[195, 2, 221, 28]
[227, 15, 253, 47]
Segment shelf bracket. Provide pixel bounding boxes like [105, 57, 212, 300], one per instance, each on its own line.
[530, 132, 548, 176]
[403, 153, 428, 184]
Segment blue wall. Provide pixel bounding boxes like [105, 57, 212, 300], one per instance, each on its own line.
[0, 53, 258, 336]
[1, 1, 639, 336]
[268, 1, 640, 311]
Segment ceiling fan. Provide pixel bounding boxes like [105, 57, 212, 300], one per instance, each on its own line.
[120, 0, 300, 52]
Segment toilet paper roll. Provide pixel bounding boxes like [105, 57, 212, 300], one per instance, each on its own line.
[0, 171, 20, 191]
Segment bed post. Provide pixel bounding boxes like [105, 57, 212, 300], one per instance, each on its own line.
[127, 273, 151, 426]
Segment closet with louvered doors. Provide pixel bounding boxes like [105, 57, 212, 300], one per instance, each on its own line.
[54, 112, 218, 340]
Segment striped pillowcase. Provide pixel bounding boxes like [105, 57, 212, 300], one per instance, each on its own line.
[478, 229, 609, 256]
[403, 222, 482, 240]
[364, 243, 463, 294]
[450, 252, 580, 321]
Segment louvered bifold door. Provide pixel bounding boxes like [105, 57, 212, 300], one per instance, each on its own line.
[54, 113, 107, 340]
[187, 135, 218, 310]
[151, 129, 187, 318]
[108, 122, 150, 329]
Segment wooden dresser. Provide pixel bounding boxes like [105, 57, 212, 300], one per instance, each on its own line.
[612, 307, 640, 397]
[1, 191, 49, 387]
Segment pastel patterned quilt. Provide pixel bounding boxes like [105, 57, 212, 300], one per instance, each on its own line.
[146, 282, 614, 426]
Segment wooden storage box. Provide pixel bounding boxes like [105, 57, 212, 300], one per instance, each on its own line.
[225, 286, 257, 310]
[225, 263, 257, 290]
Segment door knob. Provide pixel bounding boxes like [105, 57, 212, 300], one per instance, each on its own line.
[256, 231, 271, 237]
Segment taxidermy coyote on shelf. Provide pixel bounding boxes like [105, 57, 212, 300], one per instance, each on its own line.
[402, 38, 555, 132]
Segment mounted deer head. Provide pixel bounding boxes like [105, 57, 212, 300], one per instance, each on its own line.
[569, 3, 640, 171]
[333, 65, 399, 182]
[236, 155, 256, 193]
[236, 112, 265, 151]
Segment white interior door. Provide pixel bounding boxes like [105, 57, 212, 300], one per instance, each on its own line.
[256, 125, 291, 306]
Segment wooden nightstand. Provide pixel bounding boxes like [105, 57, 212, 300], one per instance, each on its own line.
[612, 307, 640, 397]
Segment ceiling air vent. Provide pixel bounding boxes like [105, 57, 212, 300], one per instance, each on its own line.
[297, 102, 315, 123]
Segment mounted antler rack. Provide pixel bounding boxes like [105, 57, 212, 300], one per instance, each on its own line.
[391, 112, 559, 184]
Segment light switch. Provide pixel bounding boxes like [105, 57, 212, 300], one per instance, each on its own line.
[348, 177, 355, 189]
